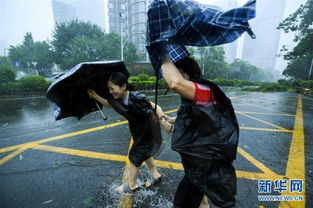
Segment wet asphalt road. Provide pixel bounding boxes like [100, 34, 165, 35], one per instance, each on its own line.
[0, 89, 312, 208]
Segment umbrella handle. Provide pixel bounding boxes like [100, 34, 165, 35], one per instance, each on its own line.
[94, 100, 107, 121]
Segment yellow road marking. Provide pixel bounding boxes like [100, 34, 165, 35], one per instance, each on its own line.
[0, 107, 294, 180]
[236, 171, 283, 181]
[237, 111, 290, 131]
[238, 147, 277, 176]
[279, 95, 305, 208]
[24, 143, 282, 182]
[32, 144, 127, 162]
[235, 103, 295, 114]
[239, 98, 297, 105]
[236, 111, 295, 117]
[0, 120, 128, 154]
[0, 147, 28, 165]
[0, 110, 176, 155]
[118, 138, 134, 208]
[240, 127, 293, 133]
[0, 97, 303, 207]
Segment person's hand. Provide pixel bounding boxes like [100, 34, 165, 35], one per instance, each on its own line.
[163, 115, 176, 124]
[87, 89, 97, 99]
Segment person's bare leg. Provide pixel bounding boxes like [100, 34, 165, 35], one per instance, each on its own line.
[199, 195, 210, 208]
[145, 157, 161, 187]
[116, 163, 139, 192]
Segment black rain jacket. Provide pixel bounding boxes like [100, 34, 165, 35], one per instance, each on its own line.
[108, 91, 162, 167]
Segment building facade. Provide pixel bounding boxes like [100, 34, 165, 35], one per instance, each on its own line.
[127, 0, 152, 61]
[108, 0, 127, 36]
[241, 0, 287, 71]
[52, 0, 106, 31]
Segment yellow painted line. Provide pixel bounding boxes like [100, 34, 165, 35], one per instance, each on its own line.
[238, 147, 278, 176]
[32, 144, 127, 162]
[240, 127, 293, 133]
[0, 144, 26, 153]
[279, 95, 305, 208]
[8, 141, 282, 182]
[237, 111, 290, 131]
[236, 111, 295, 117]
[0, 110, 178, 154]
[0, 147, 28, 165]
[236, 171, 283, 181]
[240, 98, 297, 105]
[118, 138, 134, 208]
[0, 120, 128, 153]
[235, 103, 295, 114]
[154, 160, 284, 181]
[2, 143, 281, 182]
[164, 109, 177, 114]
[0, 143, 39, 165]
[155, 160, 183, 170]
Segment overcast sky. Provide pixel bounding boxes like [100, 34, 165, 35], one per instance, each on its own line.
[0, 0, 307, 71]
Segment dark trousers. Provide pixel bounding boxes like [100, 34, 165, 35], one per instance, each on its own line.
[173, 175, 204, 208]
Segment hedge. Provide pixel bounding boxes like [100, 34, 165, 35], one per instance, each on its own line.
[0, 75, 52, 94]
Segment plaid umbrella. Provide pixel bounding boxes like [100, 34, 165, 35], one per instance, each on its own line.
[146, 0, 256, 75]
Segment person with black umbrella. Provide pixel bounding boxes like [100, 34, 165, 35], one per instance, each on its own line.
[87, 72, 172, 193]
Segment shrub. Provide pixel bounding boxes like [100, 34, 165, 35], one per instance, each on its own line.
[299, 80, 313, 89]
[128, 76, 140, 82]
[138, 73, 150, 81]
[18, 75, 51, 92]
[0, 65, 16, 84]
[0, 82, 19, 94]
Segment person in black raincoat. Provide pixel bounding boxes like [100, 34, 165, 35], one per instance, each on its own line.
[87, 72, 172, 192]
[160, 57, 239, 208]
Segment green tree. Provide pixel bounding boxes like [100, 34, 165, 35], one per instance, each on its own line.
[8, 33, 54, 75]
[52, 19, 104, 67]
[33, 41, 54, 73]
[95, 32, 138, 68]
[0, 65, 16, 85]
[59, 36, 103, 69]
[8, 33, 34, 70]
[197, 46, 230, 79]
[278, 0, 313, 80]
[0, 56, 13, 67]
[51, 20, 138, 70]
[123, 40, 139, 68]
[230, 59, 270, 81]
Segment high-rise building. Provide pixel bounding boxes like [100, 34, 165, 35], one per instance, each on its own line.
[108, 0, 127, 37]
[127, 0, 152, 61]
[204, 0, 238, 63]
[52, 0, 106, 31]
[241, 0, 287, 71]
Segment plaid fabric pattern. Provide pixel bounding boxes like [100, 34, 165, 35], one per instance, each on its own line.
[146, 0, 256, 75]
[146, 44, 190, 77]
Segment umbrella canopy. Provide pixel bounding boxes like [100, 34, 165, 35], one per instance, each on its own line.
[46, 61, 129, 120]
[146, 0, 256, 74]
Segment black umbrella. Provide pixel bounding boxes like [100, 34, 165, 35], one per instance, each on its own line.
[46, 61, 130, 120]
